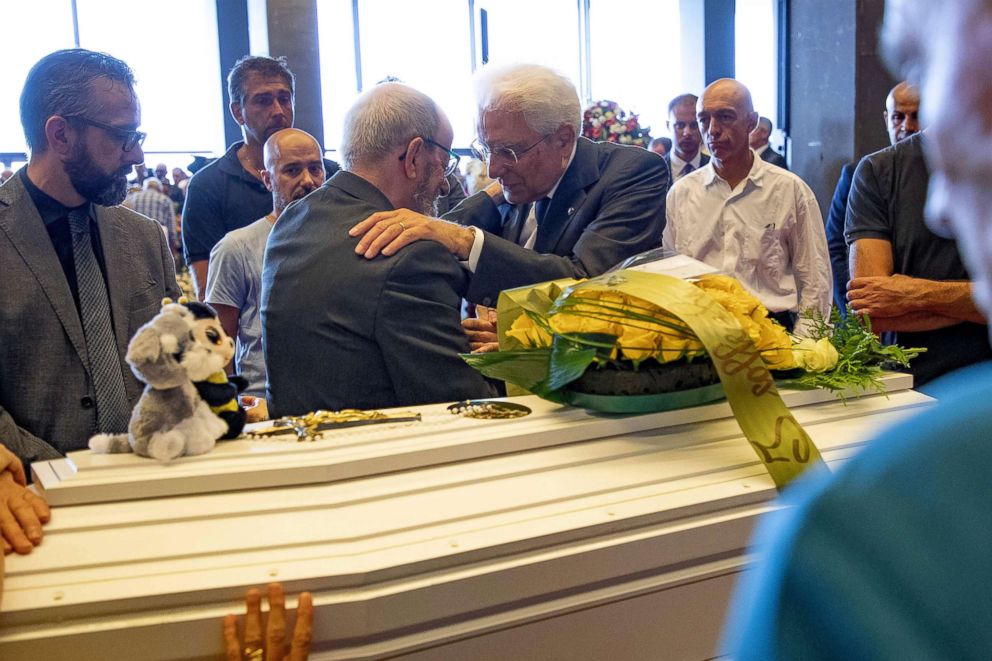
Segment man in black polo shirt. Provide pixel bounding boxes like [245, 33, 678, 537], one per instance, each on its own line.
[845, 131, 991, 389]
[182, 55, 339, 299]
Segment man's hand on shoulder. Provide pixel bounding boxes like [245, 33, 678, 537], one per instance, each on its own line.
[349, 209, 476, 260]
[0, 445, 51, 555]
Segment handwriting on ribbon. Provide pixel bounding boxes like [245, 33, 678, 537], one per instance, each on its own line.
[711, 330, 775, 396]
[749, 415, 815, 465]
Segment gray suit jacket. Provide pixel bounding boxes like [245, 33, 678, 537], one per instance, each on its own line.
[445, 137, 669, 306]
[262, 171, 495, 418]
[0, 172, 180, 472]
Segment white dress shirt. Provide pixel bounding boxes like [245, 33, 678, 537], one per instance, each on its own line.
[662, 152, 831, 336]
[669, 150, 704, 182]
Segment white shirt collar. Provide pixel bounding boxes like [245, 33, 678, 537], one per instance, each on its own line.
[704, 150, 767, 190]
[670, 149, 702, 173]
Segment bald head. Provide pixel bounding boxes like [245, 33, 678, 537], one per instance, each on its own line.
[262, 128, 325, 215]
[698, 78, 759, 168]
[884, 81, 921, 144]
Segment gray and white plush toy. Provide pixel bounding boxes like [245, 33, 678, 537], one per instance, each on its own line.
[89, 298, 240, 463]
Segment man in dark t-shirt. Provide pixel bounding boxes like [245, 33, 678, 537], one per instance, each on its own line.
[182, 55, 338, 300]
[845, 131, 990, 388]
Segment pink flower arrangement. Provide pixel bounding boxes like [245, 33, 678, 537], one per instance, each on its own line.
[582, 100, 651, 147]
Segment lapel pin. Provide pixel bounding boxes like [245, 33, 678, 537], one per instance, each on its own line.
[567, 207, 575, 215]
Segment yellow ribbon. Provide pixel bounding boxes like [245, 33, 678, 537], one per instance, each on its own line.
[497, 270, 826, 489]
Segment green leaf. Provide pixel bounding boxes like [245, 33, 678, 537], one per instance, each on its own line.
[461, 350, 551, 393]
[545, 334, 605, 392]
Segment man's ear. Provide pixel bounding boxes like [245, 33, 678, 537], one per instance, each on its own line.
[555, 123, 577, 149]
[746, 111, 759, 134]
[45, 116, 74, 156]
[401, 137, 427, 181]
[230, 101, 246, 126]
[261, 169, 274, 192]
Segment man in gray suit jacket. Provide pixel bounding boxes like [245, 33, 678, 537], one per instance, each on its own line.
[262, 83, 494, 418]
[0, 49, 179, 490]
[350, 63, 668, 309]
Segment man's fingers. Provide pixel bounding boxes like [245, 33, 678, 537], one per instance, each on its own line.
[461, 318, 497, 333]
[0, 504, 33, 554]
[289, 592, 314, 661]
[10, 496, 44, 545]
[361, 223, 416, 259]
[243, 588, 264, 651]
[265, 583, 288, 660]
[222, 614, 241, 661]
[349, 210, 398, 237]
[471, 342, 501, 354]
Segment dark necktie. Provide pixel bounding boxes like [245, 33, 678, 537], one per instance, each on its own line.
[68, 209, 132, 433]
[680, 163, 695, 177]
[535, 196, 551, 224]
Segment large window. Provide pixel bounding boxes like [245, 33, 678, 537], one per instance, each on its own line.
[589, 0, 681, 144]
[75, 0, 225, 157]
[318, 0, 474, 151]
[735, 0, 779, 128]
[1, 2, 76, 155]
[1, 0, 223, 175]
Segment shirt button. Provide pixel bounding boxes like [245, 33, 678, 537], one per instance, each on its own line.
[80, 396, 95, 409]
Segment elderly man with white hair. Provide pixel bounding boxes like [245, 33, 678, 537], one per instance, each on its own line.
[723, 1, 992, 658]
[350, 63, 670, 310]
[261, 83, 494, 418]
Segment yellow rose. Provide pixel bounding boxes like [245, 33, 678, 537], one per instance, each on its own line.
[617, 324, 660, 363]
[792, 337, 840, 372]
[505, 313, 552, 348]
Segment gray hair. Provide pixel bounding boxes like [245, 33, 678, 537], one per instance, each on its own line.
[340, 83, 443, 170]
[473, 63, 581, 136]
[20, 49, 136, 154]
[142, 178, 162, 192]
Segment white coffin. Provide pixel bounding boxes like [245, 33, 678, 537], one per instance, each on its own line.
[2, 375, 930, 660]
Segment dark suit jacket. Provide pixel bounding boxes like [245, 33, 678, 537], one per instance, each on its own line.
[663, 152, 710, 180]
[826, 161, 856, 314]
[445, 137, 669, 306]
[262, 171, 495, 417]
[0, 171, 180, 472]
[759, 146, 788, 170]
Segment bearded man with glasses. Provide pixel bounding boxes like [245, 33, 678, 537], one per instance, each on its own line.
[350, 63, 670, 320]
[0, 49, 179, 544]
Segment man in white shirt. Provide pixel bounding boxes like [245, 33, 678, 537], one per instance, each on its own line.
[665, 93, 710, 183]
[662, 78, 831, 335]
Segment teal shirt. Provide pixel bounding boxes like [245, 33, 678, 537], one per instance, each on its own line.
[725, 361, 992, 660]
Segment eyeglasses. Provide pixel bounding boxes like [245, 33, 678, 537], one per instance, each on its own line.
[424, 137, 461, 177]
[399, 137, 461, 177]
[470, 133, 550, 166]
[66, 115, 147, 152]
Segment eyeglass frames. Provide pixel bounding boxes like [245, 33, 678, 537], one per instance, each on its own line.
[66, 115, 146, 152]
[470, 133, 551, 166]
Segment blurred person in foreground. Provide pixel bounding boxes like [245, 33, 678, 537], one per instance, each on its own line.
[724, 1, 992, 657]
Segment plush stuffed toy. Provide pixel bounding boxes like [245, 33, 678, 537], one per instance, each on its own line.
[89, 299, 247, 463]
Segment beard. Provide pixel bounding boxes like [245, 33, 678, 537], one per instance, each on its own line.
[64, 142, 131, 206]
[412, 165, 442, 217]
[272, 183, 317, 214]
